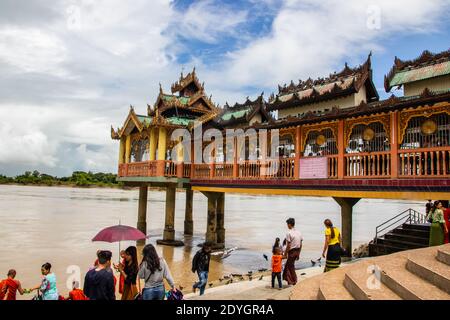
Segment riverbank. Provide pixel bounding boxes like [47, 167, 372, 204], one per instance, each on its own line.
[184, 265, 326, 300]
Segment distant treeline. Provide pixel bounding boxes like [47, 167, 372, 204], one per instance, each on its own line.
[0, 170, 122, 187]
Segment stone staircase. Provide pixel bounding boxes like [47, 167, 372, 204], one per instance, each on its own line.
[291, 244, 450, 300]
[369, 208, 429, 257]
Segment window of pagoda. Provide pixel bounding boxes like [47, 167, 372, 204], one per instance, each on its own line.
[130, 133, 149, 163]
[400, 112, 450, 150]
[303, 129, 338, 157]
[278, 134, 294, 159]
[346, 122, 389, 154]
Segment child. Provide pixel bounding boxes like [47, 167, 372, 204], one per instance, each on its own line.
[67, 281, 88, 300]
[271, 247, 284, 289]
[118, 250, 126, 294]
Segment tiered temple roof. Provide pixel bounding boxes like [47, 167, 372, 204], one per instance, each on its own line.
[111, 69, 219, 139]
[216, 93, 274, 127]
[268, 53, 379, 111]
[254, 88, 450, 130]
[384, 49, 450, 92]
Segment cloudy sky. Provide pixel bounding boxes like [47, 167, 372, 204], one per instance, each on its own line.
[0, 0, 449, 176]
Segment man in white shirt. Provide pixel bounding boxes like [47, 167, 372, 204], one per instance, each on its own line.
[282, 218, 303, 285]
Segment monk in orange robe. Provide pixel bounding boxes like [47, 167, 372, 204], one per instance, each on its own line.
[67, 281, 88, 300]
[1, 270, 24, 300]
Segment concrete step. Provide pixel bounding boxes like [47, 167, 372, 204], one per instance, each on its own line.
[402, 223, 431, 232]
[437, 247, 450, 266]
[393, 227, 429, 238]
[384, 232, 429, 245]
[343, 261, 401, 300]
[377, 237, 427, 249]
[290, 276, 322, 300]
[369, 243, 407, 256]
[318, 266, 354, 300]
[378, 252, 450, 300]
[406, 246, 450, 294]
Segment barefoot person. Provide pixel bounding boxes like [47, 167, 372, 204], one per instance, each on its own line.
[138, 244, 176, 300]
[282, 218, 303, 285]
[84, 250, 115, 300]
[192, 242, 211, 296]
[115, 246, 138, 300]
[30, 263, 59, 300]
[0, 270, 25, 300]
[322, 219, 342, 272]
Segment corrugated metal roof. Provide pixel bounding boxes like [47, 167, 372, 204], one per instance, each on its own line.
[390, 60, 450, 87]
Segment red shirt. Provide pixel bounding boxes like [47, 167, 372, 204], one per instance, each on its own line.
[272, 255, 283, 273]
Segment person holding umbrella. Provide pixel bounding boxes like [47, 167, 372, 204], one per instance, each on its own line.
[114, 246, 139, 300]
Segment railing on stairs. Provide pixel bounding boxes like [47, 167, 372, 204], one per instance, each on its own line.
[374, 208, 426, 243]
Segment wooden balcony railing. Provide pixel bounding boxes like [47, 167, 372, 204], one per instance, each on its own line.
[327, 155, 338, 179]
[118, 161, 157, 177]
[164, 161, 177, 177]
[193, 163, 211, 179]
[118, 147, 450, 180]
[399, 147, 450, 177]
[344, 152, 391, 178]
[214, 163, 234, 178]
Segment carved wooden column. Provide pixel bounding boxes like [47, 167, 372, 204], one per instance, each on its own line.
[337, 119, 345, 179]
[149, 128, 157, 161]
[125, 135, 131, 163]
[294, 126, 301, 179]
[390, 111, 399, 178]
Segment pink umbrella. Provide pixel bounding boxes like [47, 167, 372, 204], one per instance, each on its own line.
[92, 224, 147, 260]
[92, 224, 147, 243]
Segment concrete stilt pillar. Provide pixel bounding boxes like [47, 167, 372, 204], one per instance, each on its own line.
[157, 186, 184, 246]
[216, 193, 225, 247]
[137, 186, 148, 245]
[333, 197, 360, 257]
[184, 188, 194, 235]
[163, 186, 175, 241]
[205, 193, 217, 244]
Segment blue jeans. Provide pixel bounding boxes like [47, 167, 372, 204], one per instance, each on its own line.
[142, 285, 165, 300]
[193, 271, 208, 295]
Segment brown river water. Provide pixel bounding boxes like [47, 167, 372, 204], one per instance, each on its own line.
[0, 185, 424, 299]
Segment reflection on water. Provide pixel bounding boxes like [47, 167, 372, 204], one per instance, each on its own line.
[0, 185, 424, 299]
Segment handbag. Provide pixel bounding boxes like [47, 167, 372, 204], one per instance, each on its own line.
[134, 267, 151, 300]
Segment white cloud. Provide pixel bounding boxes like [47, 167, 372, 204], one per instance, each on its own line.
[0, 27, 68, 77]
[174, 0, 248, 43]
[219, 0, 450, 88]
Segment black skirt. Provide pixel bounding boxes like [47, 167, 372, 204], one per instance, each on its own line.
[325, 243, 342, 272]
